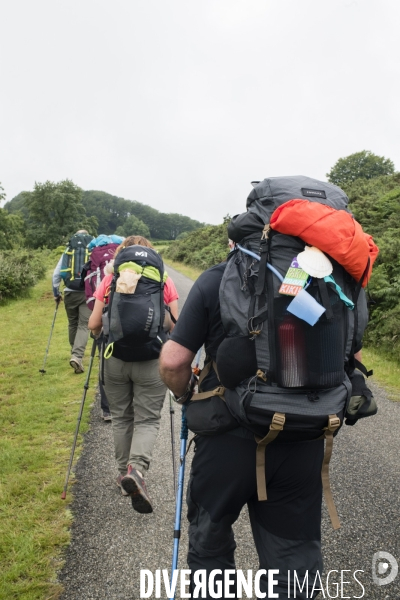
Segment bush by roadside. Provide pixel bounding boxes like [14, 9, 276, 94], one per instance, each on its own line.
[0, 249, 52, 301]
[164, 221, 229, 270]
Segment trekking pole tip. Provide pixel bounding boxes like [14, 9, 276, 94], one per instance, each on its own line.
[39, 369, 46, 374]
[61, 491, 67, 500]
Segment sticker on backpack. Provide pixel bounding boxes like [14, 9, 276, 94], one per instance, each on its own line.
[279, 257, 309, 296]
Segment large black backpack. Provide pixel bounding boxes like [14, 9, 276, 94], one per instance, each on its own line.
[104, 245, 168, 362]
[218, 176, 373, 425]
[191, 176, 376, 529]
[60, 233, 93, 290]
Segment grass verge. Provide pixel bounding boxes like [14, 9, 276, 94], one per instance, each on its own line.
[0, 271, 97, 600]
[363, 346, 400, 401]
[163, 259, 203, 281]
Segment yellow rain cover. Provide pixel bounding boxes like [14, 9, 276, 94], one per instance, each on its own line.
[116, 270, 142, 294]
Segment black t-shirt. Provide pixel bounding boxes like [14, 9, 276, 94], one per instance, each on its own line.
[170, 263, 226, 389]
[171, 261, 254, 439]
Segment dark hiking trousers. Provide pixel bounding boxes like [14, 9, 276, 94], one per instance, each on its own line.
[187, 432, 324, 599]
[98, 376, 110, 412]
[96, 337, 110, 413]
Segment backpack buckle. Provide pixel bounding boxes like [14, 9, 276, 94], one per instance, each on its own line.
[326, 415, 341, 431]
[270, 412, 286, 431]
[213, 386, 226, 397]
[256, 369, 267, 382]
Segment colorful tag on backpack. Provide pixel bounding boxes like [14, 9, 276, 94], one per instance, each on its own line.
[279, 258, 309, 296]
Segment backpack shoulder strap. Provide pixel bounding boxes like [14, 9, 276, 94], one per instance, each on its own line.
[164, 304, 177, 325]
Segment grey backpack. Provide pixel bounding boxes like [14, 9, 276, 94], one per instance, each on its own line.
[213, 176, 374, 528]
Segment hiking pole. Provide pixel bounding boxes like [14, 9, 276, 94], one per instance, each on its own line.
[39, 299, 61, 374]
[169, 390, 177, 497]
[170, 404, 189, 599]
[170, 348, 202, 600]
[61, 338, 97, 500]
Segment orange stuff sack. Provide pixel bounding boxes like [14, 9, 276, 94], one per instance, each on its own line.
[269, 199, 379, 286]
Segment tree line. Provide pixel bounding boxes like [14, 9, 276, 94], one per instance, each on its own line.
[0, 182, 205, 250]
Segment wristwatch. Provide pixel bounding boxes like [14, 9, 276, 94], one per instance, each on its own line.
[173, 385, 193, 405]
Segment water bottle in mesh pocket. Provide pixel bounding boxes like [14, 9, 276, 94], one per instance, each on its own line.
[276, 315, 307, 387]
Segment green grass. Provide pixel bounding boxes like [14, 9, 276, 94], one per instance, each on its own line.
[0, 271, 96, 600]
[363, 347, 400, 401]
[163, 259, 203, 281]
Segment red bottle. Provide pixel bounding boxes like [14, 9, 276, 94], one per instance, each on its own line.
[277, 315, 307, 387]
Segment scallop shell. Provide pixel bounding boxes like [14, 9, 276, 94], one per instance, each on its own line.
[297, 246, 333, 278]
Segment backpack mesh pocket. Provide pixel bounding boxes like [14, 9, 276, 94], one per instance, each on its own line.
[274, 288, 345, 389]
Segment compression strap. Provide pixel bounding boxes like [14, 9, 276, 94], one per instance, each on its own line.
[255, 412, 286, 501]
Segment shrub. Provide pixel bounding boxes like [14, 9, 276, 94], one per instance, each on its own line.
[346, 173, 400, 358]
[0, 249, 48, 300]
[164, 222, 230, 270]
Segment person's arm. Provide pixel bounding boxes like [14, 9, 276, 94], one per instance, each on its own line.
[160, 266, 222, 398]
[52, 256, 63, 301]
[163, 277, 179, 330]
[88, 298, 104, 336]
[160, 340, 194, 398]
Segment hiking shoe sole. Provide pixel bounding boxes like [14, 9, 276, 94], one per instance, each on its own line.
[69, 358, 84, 374]
[120, 471, 153, 514]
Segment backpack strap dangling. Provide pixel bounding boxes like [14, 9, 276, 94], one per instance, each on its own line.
[321, 414, 341, 530]
[190, 386, 226, 401]
[190, 361, 226, 402]
[255, 412, 286, 501]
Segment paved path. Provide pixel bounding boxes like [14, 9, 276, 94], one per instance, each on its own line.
[58, 265, 400, 599]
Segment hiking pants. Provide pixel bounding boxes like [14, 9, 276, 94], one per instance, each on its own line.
[103, 356, 167, 475]
[63, 291, 91, 360]
[187, 432, 324, 599]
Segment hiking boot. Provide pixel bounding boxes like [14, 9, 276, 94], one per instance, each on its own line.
[101, 410, 112, 421]
[120, 466, 153, 513]
[116, 474, 129, 496]
[70, 356, 84, 374]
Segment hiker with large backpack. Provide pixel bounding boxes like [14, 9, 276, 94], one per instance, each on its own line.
[83, 234, 124, 420]
[159, 176, 378, 599]
[88, 236, 179, 513]
[53, 229, 94, 373]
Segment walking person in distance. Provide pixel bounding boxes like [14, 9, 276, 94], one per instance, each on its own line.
[53, 229, 94, 373]
[88, 236, 179, 513]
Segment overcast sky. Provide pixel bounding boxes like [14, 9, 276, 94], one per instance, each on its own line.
[1, 0, 399, 224]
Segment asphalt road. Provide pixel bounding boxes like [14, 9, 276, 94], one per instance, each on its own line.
[58, 265, 400, 600]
